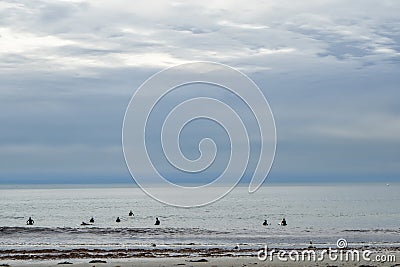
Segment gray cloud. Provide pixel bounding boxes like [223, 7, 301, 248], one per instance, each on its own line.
[0, 0, 399, 183]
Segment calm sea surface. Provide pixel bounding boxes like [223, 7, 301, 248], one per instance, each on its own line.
[0, 183, 399, 250]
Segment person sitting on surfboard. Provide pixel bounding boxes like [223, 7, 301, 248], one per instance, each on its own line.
[280, 218, 287, 226]
[154, 217, 160, 225]
[129, 211, 134, 216]
[263, 219, 268, 226]
[116, 217, 121, 223]
[89, 217, 94, 223]
[26, 217, 34, 225]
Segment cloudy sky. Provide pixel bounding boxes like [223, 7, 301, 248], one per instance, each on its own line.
[0, 0, 399, 184]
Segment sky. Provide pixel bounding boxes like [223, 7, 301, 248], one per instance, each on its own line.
[0, 0, 399, 185]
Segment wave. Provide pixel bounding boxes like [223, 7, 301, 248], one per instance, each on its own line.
[0, 226, 230, 236]
[342, 228, 400, 234]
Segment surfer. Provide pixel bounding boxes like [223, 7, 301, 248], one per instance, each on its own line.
[116, 217, 121, 223]
[81, 221, 90, 226]
[89, 217, 95, 223]
[262, 219, 268, 226]
[129, 211, 134, 216]
[26, 217, 34, 225]
[280, 218, 287, 226]
[154, 217, 160, 225]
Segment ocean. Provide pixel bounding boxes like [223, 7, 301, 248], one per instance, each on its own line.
[0, 183, 399, 252]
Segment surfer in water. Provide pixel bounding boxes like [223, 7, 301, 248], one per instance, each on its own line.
[154, 217, 160, 225]
[26, 217, 34, 225]
[81, 221, 90, 226]
[263, 219, 268, 226]
[280, 218, 287, 226]
[116, 217, 121, 223]
[89, 217, 95, 223]
[129, 211, 134, 216]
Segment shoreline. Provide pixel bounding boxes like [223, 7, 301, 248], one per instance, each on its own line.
[1, 251, 399, 267]
[1, 247, 399, 266]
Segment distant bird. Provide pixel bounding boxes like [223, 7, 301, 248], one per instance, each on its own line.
[154, 217, 160, 225]
[116, 217, 121, 223]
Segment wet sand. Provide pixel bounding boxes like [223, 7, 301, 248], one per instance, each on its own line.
[0, 248, 398, 266]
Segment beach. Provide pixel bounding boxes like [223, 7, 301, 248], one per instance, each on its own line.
[2, 0, 400, 265]
[1, 184, 399, 266]
[1, 248, 399, 267]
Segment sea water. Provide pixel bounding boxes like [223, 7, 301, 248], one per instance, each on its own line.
[0, 183, 399, 250]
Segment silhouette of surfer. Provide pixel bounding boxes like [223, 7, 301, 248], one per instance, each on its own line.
[129, 211, 134, 217]
[26, 217, 34, 225]
[116, 217, 121, 223]
[81, 221, 90, 226]
[89, 217, 95, 223]
[154, 217, 160, 225]
[263, 219, 268, 226]
[280, 218, 287, 226]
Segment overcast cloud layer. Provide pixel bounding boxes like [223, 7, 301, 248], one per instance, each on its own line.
[0, 0, 399, 184]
